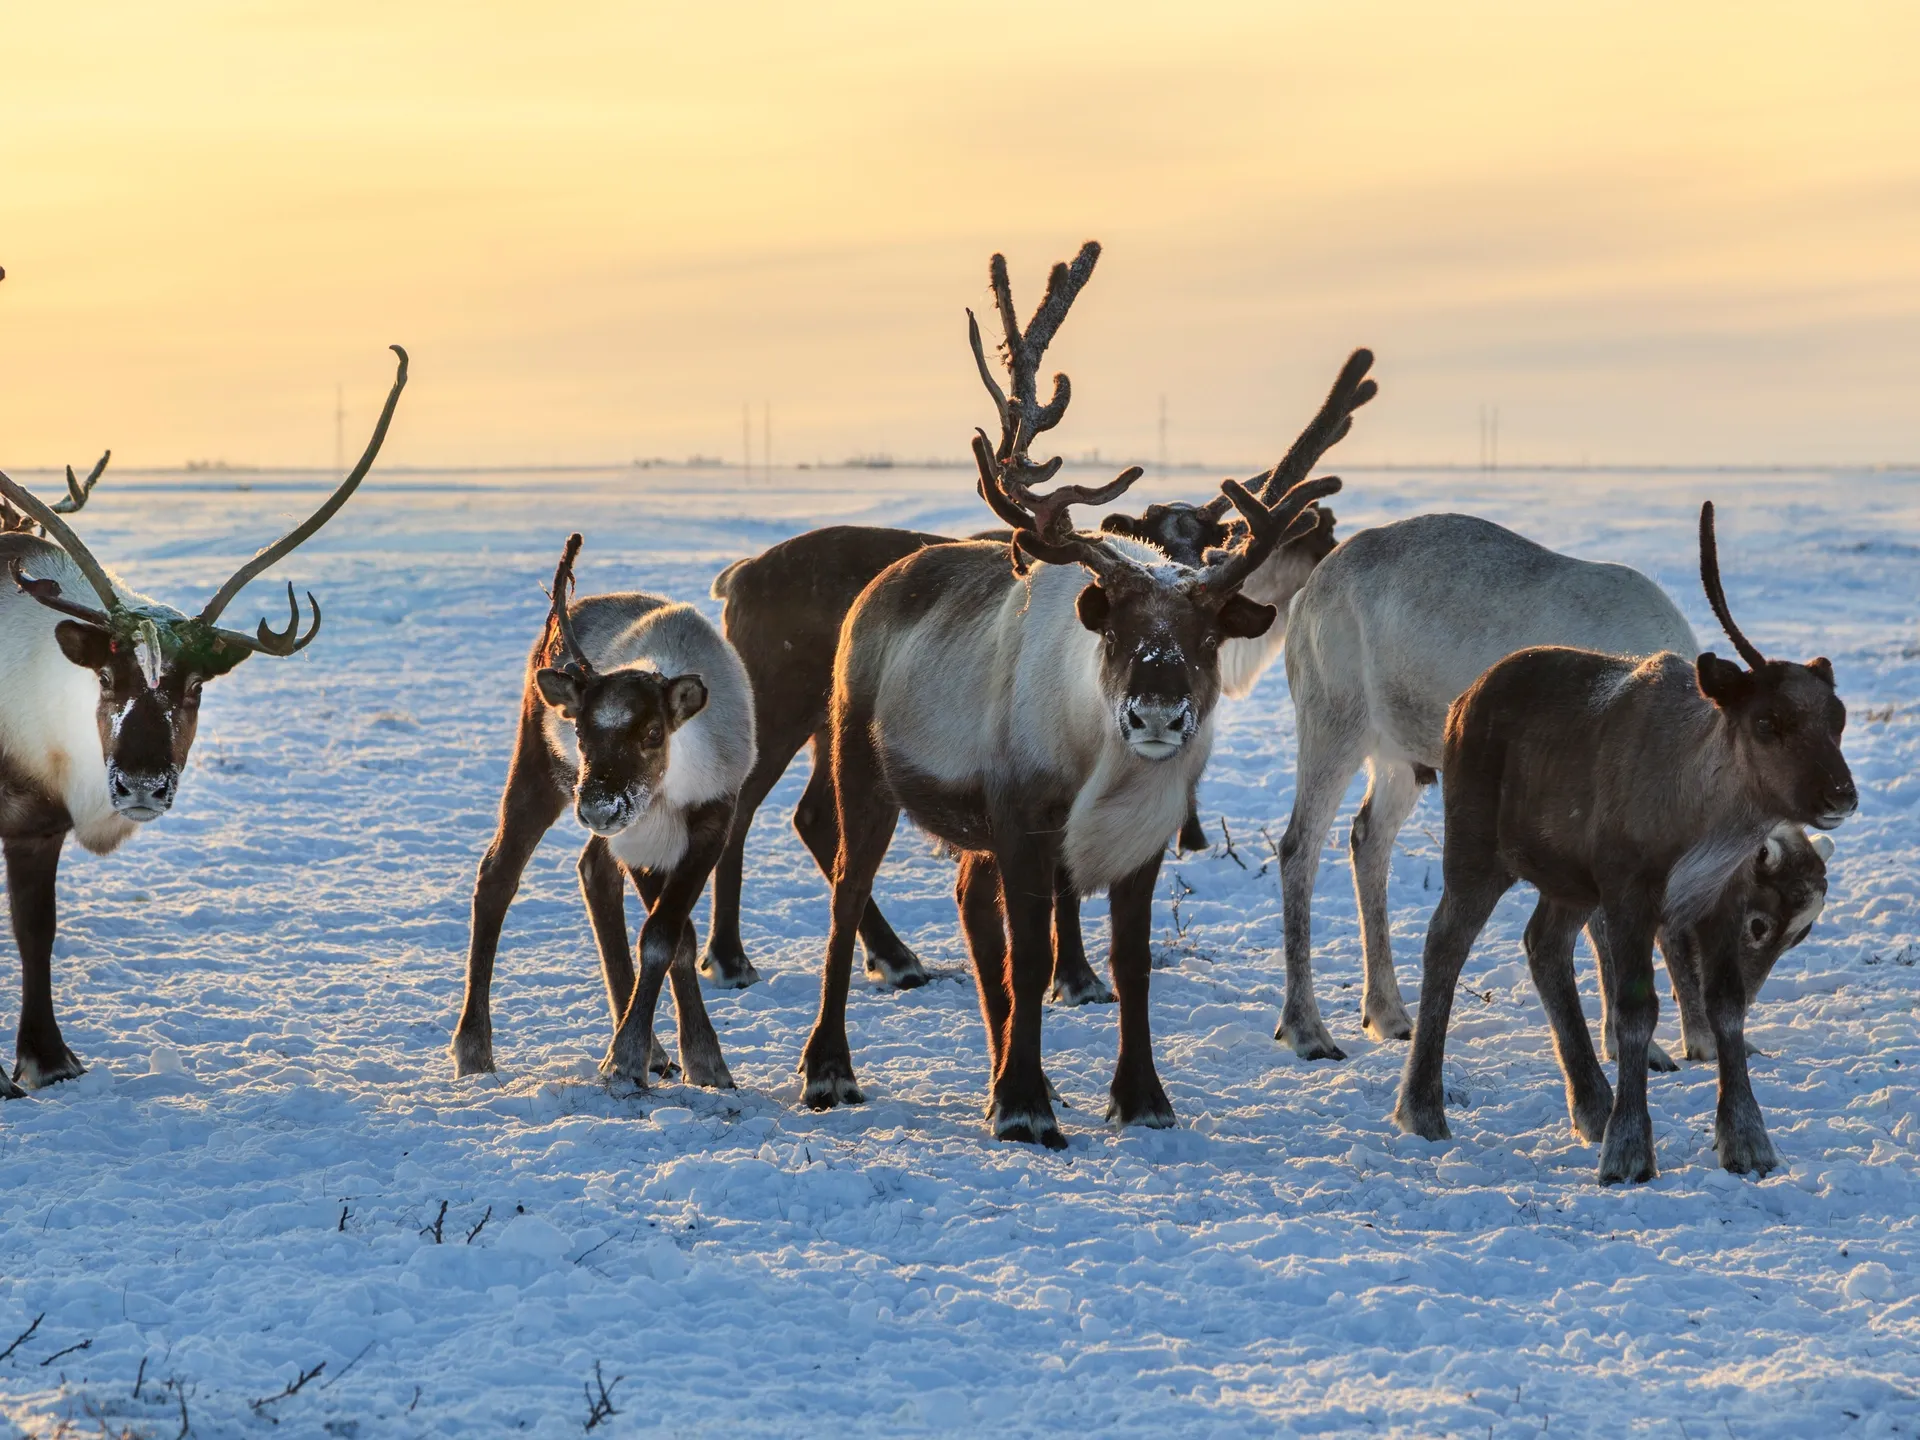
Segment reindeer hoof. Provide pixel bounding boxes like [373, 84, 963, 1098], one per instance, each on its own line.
[1105, 1077, 1175, 1130]
[14, 1047, 85, 1091]
[1390, 1091, 1450, 1142]
[0, 1073, 26, 1100]
[679, 1042, 734, 1090]
[1646, 1038, 1680, 1073]
[1276, 1014, 1346, 1062]
[1570, 1086, 1613, 1145]
[600, 1036, 658, 1091]
[648, 1036, 680, 1080]
[1715, 1114, 1777, 1177]
[450, 1026, 495, 1078]
[864, 948, 929, 989]
[1362, 1000, 1413, 1043]
[991, 1102, 1067, 1151]
[697, 949, 762, 989]
[1049, 968, 1117, 1006]
[1596, 1115, 1658, 1186]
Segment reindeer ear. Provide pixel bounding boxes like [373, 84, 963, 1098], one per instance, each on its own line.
[54, 621, 114, 672]
[535, 668, 584, 718]
[1695, 652, 1751, 709]
[1075, 583, 1110, 632]
[664, 675, 708, 727]
[1098, 515, 1142, 540]
[1807, 656, 1834, 686]
[1219, 595, 1277, 639]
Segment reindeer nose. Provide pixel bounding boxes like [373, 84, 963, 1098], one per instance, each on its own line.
[1121, 697, 1194, 754]
[109, 769, 175, 817]
[1823, 779, 1858, 819]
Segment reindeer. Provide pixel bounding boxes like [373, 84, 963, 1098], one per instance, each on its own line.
[798, 240, 1373, 1147]
[1392, 503, 1855, 1183]
[450, 534, 755, 1088]
[0, 347, 406, 1096]
[701, 489, 1335, 1004]
[1276, 510, 1836, 1065]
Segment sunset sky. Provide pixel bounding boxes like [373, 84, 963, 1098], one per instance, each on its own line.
[5, 2, 1920, 469]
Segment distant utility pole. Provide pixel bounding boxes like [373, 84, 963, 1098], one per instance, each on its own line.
[335, 383, 345, 477]
[1158, 394, 1168, 478]
[763, 400, 771, 482]
[742, 402, 752, 482]
[1477, 404, 1501, 472]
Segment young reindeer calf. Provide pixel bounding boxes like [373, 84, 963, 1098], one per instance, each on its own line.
[1393, 503, 1854, 1184]
[451, 535, 754, 1089]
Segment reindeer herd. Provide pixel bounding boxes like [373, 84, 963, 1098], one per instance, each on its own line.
[0, 244, 1861, 1188]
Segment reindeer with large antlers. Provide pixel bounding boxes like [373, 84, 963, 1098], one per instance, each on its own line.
[0, 347, 406, 1096]
[798, 241, 1373, 1146]
[450, 533, 754, 1089]
[1393, 502, 1855, 1183]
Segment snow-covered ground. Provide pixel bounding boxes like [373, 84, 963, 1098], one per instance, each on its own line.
[1, 460, 1915, 1439]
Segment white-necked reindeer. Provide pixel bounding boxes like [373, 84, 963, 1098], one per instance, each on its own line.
[1275, 510, 1833, 1065]
[1393, 503, 1854, 1183]
[451, 533, 755, 1089]
[0, 347, 407, 1096]
[799, 240, 1373, 1147]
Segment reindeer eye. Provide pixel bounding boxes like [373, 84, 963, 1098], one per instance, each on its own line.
[1748, 916, 1772, 943]
[646, 726, 664, 746]
[1754, 715, 1777, 740]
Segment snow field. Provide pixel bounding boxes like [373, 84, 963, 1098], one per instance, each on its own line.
[0, 462, 1915, 1437]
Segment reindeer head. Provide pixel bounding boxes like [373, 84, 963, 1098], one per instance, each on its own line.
[533, 534, 708, 836]
[1694, 502, 1856, 830]
[1738, 825, 1832, 1001]
[1, 346, 407, 823]
[963, 243, 1373, 762]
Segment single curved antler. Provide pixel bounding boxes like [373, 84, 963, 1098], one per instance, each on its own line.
[1698, 501, 1767, 669]
[196, 346, 408, 654]
[545, 532, 594, 677]
[8, 558, 113, 626]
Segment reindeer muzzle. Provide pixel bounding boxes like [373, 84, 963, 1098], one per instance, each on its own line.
[108, 766, 177, 821]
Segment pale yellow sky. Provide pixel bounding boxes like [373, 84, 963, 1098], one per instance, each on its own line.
[5, 2, 1920, 468]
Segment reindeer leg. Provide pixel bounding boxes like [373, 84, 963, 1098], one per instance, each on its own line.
[956, 852, 1011, 1091]
[801, 709, 898, 1109]
[1659, 926, 1716, 1064]
[987, 832, 1065, 1150]
[1392, 862, 1508, 1141]
[1594, 892, 1661, 1186]
[6, 833, 78, 1092]
[1276, 718, 1366, 1060]
[581, 838, 673, 1080]
[1047, 865, 1114, 1006]
[791, 741, 926, 989]
[453, 702, 567, 1077]
[1351, 757, 1421, 1042]
[1699, 903, 1775, 1176]
[1107, 852, 1174, 1129]
[700, 725, 799, 989]
[645, 803, 736, 1089]
[1525, 899, 1612, 1143]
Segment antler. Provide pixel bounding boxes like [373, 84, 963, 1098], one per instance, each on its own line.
[545, 532, 593, 677]
[8, 558, 112, 626]
[0, 468, 123, 612]
[1186, 349, 1374, 596]
[196, 346, 408, 653]
[1698, 501, 1766, 669]
[53, 451, 110, 514]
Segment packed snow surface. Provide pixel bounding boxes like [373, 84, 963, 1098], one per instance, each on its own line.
[0, 462, 1915, 1438]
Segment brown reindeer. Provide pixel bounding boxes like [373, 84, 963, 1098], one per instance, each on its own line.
[0, 348, 406, 1095]
[451, 534, 755, 1088]
[1393, 502, 1855, 1183]
[799, 240, 1373, 1146]
[699, 492, 1306, 1004]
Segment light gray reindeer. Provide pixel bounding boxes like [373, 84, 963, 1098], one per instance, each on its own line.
[451, 533, 755, 1088]
[1275, 511, 1833, 1065]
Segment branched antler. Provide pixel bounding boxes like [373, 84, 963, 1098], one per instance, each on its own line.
[966, 242, 1149, 573]
[1698, 501, 1766, 669]
[0, 452, 109, 535]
